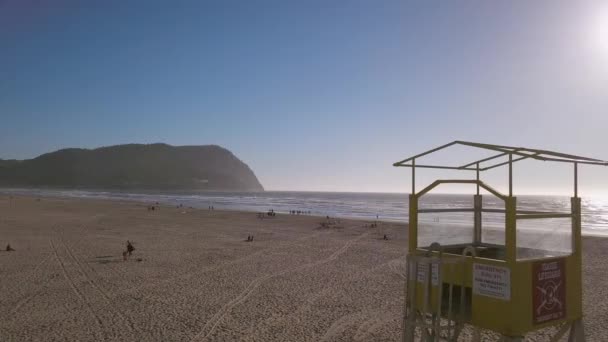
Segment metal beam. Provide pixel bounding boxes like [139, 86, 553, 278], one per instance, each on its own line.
[509, 153, 513, 197]
[539, 156, 608, 166]
[413, 179, 507, 200]
[460, 151, 510, 168]
[393, 141, 457, 166]
[412, 158, 416, 195]
[482, 209, 570, 215]
[455, 141, 602, 162]
[481, 209, 506, 213]
[522, 148, 602, 162]
[393, 140, 608, 174]
[394, 164, 478, 171]
[516, 213, 572, 219]
[476, 163, 480, 195]
[456, 141, 547, 163]
[574, 162, 578, 198]
[418, 208, 475, 213]
[480, 153, 540, 171]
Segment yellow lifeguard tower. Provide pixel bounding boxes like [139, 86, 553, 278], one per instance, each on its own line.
[393, 141, 607, 342]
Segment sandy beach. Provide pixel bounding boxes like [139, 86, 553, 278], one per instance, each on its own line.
[1, 195, 607, 341]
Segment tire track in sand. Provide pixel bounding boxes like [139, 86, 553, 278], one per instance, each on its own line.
[7, 253, 54, 315]
[254, 255, 405, 337]
[136, 230, 327, 291]
[189, 231, 370, 342]
[57, 236, 141, 334]
[50, 239, 106, 341]
[8, 225, 93, 316]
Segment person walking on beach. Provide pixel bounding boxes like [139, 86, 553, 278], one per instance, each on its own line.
[126, 240, 135, 256]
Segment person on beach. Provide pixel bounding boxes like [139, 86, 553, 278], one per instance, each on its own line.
[6, 244, 15, 251]
[126, 240, 135, 256]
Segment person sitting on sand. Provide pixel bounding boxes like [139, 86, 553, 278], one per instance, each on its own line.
[126, 240, 135, 256]
[6, 243, 15, 252]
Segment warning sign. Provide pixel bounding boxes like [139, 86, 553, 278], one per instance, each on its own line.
[473, 263, 511, 300]
[533, 258, 566, 324]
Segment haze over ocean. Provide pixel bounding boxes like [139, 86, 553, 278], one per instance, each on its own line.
[3, 189, 607, 237]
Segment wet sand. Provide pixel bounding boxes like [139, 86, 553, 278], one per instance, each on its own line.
[0, 195, 606, 341]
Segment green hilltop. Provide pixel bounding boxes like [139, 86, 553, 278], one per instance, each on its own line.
[0, 143, 264, 192]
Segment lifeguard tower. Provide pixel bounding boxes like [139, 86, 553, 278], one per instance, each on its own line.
[393, 141, 607, 342]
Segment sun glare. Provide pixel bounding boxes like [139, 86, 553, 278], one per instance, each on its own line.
[590, 7, 608, 57]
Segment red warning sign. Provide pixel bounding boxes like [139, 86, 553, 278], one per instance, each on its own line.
[532, 258, 566, 324]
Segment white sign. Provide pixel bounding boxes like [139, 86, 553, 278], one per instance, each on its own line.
[473, 263, 511, 300]
[417, 261, 439, 286]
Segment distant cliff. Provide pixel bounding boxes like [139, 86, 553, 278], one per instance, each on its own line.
[0, 143, 264, 192]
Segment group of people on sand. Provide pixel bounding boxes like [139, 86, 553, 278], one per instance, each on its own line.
[147, 202, 161, 211]
[289, 210, 311, 215]
[246, 235, 254, 242]
[253, 209, 317, 217]
[319, 216, 342, 228]
[258, 209, 275, 219]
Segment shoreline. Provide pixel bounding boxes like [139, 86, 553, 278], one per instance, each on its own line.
[3, 191, 607, 238]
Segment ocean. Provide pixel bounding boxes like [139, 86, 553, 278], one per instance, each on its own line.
[2, 188, 607, 237]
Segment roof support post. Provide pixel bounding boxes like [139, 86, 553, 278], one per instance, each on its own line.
[509, 153, 513, 197]
[412, 158, 416, 195]
[505, 196, 517, 263]
[474, 194, 482, 245]
[574, 162, 578, 198]
[476, 163, 480, 195]
[409, 194, 418, 252]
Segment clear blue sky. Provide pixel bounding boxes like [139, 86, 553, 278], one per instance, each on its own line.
[1, 0, 607, 195]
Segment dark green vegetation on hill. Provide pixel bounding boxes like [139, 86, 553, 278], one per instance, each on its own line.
[0, 144, 264, 191]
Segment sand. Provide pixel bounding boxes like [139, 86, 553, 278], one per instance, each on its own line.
[0, 195, 606, 341]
